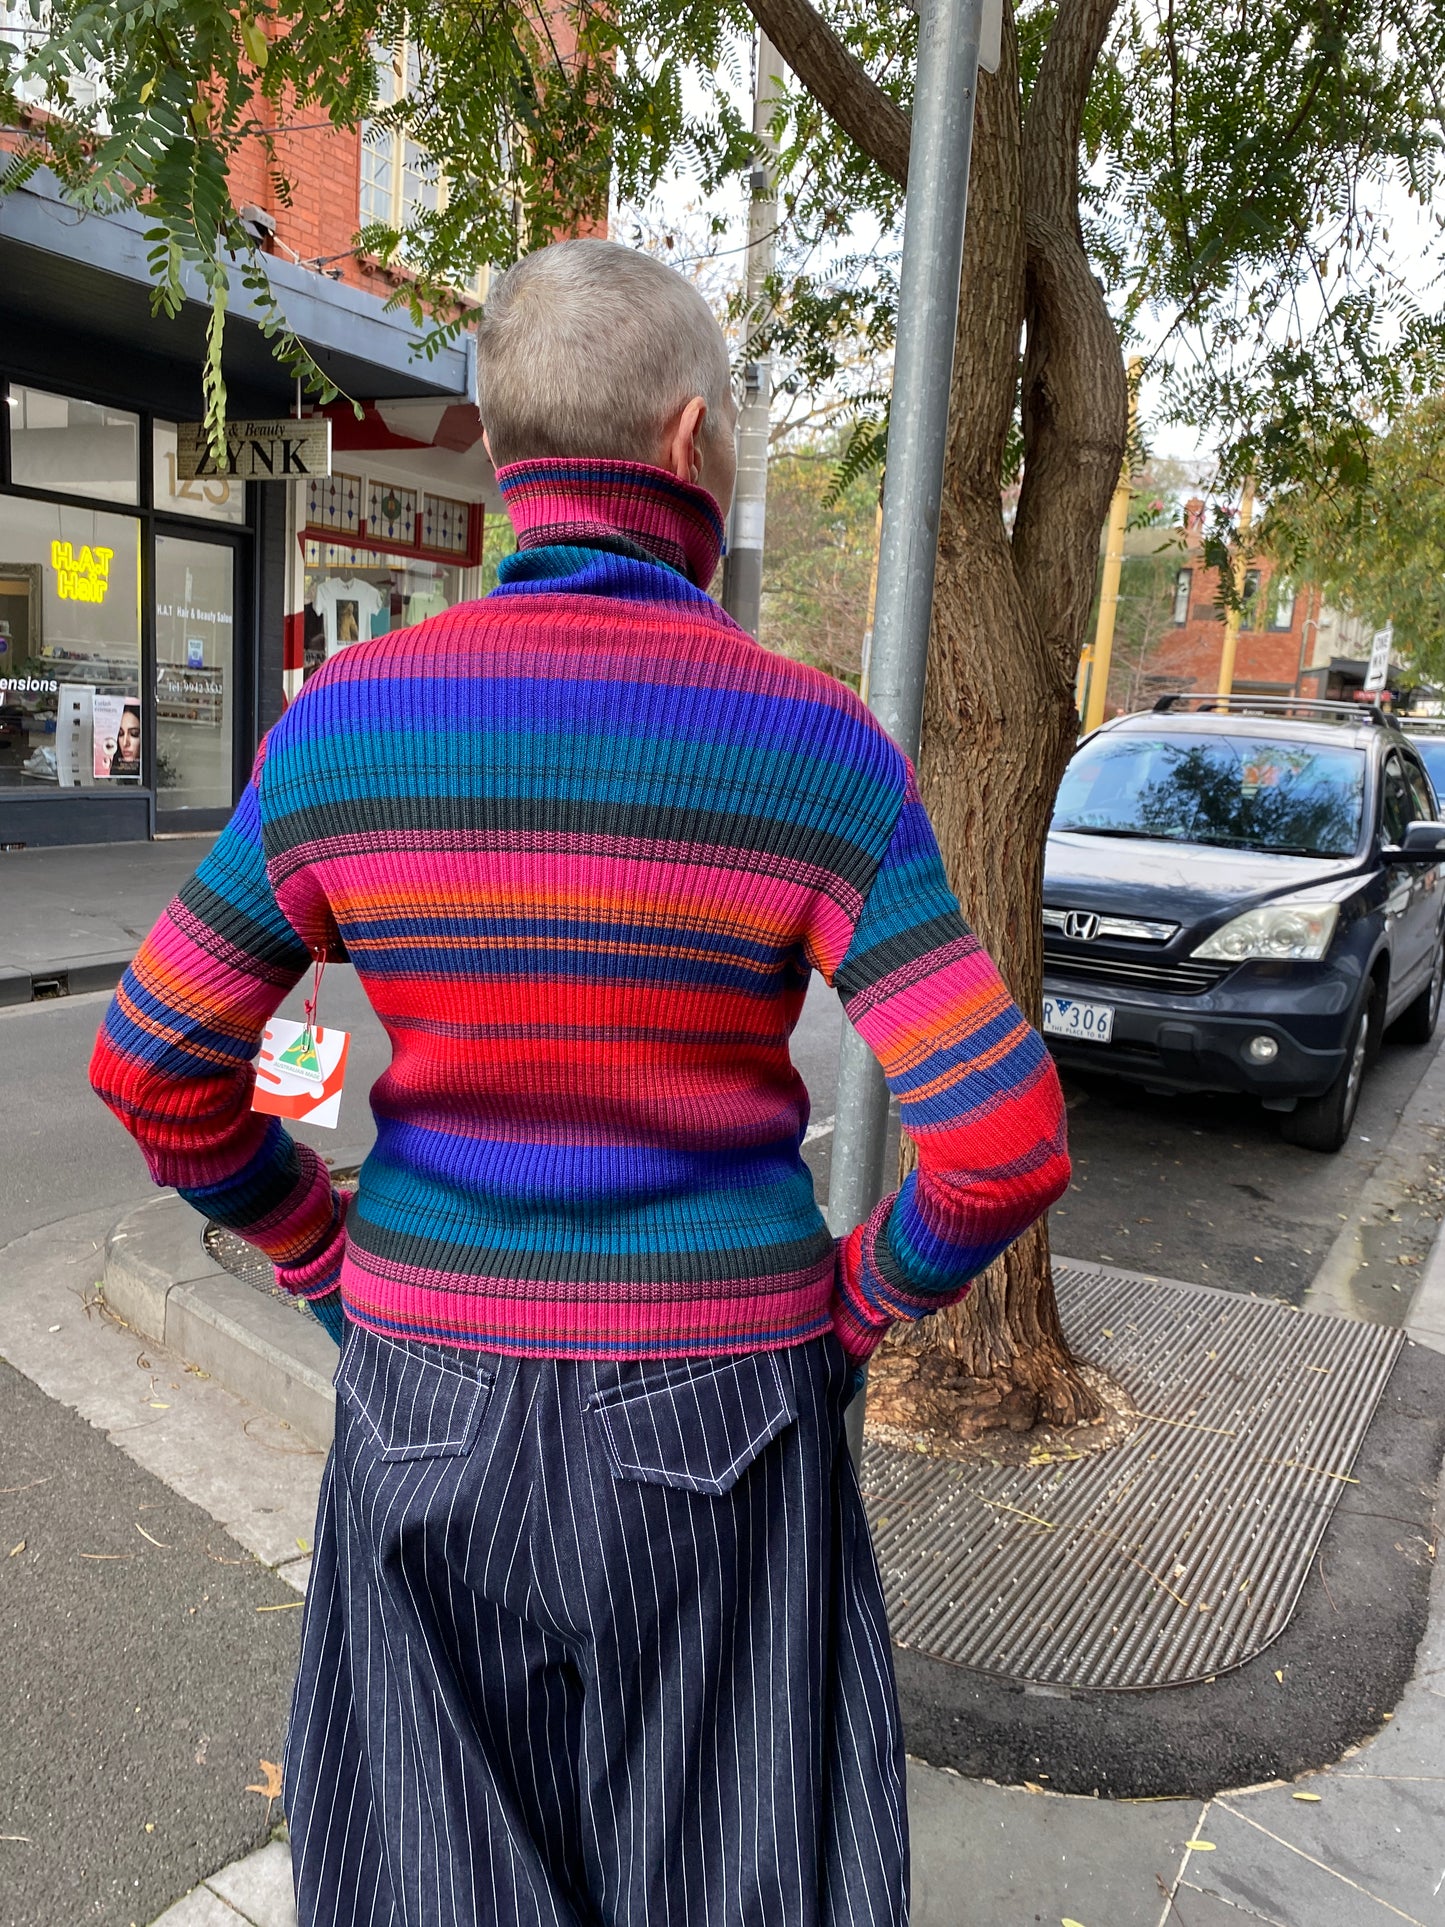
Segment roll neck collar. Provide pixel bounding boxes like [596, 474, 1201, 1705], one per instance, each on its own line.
[494, 457, 725, 589]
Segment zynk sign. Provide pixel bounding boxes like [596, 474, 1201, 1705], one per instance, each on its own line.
[176, 417, 331, 482]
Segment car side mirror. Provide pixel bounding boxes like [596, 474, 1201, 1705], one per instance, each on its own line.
[1386, 820, 1445, 862]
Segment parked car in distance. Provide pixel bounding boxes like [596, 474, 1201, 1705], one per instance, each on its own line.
[1401, 714, 1445, 809]
[1042, 694, 1445, 1151]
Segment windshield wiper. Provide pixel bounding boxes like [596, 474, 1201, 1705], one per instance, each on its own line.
[1051, 825, 1168, 840]
[1190, 836, 1321, 857]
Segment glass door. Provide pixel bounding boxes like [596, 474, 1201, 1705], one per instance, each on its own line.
[154, 530, 239, 824]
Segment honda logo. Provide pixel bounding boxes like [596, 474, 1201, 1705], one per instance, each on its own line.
[1064, 911, 1101, 941]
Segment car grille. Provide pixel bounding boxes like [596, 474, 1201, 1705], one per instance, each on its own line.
[1043, 939, 1232, 996]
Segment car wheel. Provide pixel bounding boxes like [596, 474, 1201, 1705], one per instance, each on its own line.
[1393, 936, 1445, 1047]
[1281, 984, 1376, 1154]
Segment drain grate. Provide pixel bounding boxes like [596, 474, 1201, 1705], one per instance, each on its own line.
[862, 1265, 1402, 1690]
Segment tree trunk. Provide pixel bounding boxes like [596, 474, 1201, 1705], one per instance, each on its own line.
[872, 6, 1127, 1442]
[882, 511, 1094, 1440]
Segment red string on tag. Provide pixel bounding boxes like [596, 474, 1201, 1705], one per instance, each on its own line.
[301, 951, 327, 1050]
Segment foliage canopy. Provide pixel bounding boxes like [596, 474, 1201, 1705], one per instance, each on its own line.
[2, 0, 1443, 503]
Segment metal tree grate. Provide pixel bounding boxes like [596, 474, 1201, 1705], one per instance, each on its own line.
[862, 1265, 1402, 1690]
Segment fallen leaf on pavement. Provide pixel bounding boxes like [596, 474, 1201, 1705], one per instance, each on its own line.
[1292, 1792, 1322, 1801]
[8, 1541, 24, 1557]
[1184, 1840, 1216, 1852]
[246, 1760, 283, 1800]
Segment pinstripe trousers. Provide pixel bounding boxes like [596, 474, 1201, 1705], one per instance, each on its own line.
[284, 1325, 908, 1927]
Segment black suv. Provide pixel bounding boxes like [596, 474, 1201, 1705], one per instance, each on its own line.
[1042, 695, 1445, 1151]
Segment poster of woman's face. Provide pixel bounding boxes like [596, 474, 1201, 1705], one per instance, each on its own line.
[94, 695, 142, 782]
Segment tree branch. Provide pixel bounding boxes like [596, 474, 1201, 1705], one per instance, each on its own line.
[1012, 0, 1128, 668]
[1022, 0, 1118, 234]
[740, 0, 912, 187]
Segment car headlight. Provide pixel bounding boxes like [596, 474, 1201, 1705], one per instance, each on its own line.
[1192, 900, 1340, 963]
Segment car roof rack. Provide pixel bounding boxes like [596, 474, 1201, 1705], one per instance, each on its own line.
[1150, 693, 1398, 728]
[1400, 713, 1445, 734]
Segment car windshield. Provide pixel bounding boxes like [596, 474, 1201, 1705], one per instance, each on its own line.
[1406, 736, 1445, 805]
[1052, 730, 1366, 857]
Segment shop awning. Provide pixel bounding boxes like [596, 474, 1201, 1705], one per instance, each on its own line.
[0, 166, 474, 420]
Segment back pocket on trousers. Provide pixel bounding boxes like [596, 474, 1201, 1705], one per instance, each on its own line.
[588, 1354, 797, 1497]
[336, 1328, 492, 1463]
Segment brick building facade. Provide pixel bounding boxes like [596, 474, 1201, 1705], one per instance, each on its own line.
[1127, 497, 1389, 712]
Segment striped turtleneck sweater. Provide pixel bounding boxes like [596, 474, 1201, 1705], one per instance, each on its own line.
[91, 457, 1069, 1361]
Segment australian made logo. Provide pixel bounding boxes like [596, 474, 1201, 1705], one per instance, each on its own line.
[176, 418, 332, 483]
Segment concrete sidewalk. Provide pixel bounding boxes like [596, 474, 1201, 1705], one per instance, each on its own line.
[0, 833, 215, 1002]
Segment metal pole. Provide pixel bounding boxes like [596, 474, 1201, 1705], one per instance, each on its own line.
[721, 34, 785, 635]
[828, 0, 989, 1466]
[1082, 355, 1142, 736]
[858, 486, 885, 703]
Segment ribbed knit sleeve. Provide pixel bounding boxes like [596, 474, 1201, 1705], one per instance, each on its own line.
[89, 774, 347, 1299]
[825, 772, 1070, 1362]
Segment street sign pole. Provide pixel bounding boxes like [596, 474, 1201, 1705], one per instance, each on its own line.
[829, 0, 994, 1466]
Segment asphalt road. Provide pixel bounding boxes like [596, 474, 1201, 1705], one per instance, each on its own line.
[0, 1356, 301, 1927]
[0, 969, 848, 1247]
[1054, 1026, 1445, 1303]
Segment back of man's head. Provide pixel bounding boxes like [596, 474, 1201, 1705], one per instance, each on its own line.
[476, 239, 733, 471]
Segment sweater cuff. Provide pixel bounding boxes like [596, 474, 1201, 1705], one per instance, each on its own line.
[829, 1217, 895, 1363]
[274, 1192, 349, 1301]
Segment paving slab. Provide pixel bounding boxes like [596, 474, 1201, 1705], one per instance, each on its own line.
[1183, 1798, 1425, 1926]
[0, 1208, 324, 1582]
[205, 1840, 297, 1925]
[148, 1890, 255, 1927]
[0, 834, 216, 984]
[907, 1761, 1203, 1927]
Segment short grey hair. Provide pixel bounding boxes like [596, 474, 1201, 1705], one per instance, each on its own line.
[476, 238, 733, 469]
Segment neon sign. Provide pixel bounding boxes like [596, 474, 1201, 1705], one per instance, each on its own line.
[50, 540, 114, 605]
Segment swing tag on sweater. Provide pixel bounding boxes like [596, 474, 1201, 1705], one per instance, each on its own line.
[253, 1018, 351, 1127]
[253, 953, 349, 1127]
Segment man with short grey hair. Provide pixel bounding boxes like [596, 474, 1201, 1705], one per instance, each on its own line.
[93, 236, 1068, 1925]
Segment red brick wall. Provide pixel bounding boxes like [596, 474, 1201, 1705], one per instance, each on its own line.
[230, 102, 389, 299]
[1141, 553, 1318, 697]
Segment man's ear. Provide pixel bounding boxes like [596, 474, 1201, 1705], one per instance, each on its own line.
[664, 398, 708, 484]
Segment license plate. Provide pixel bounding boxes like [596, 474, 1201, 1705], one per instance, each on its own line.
[1042, 995, 1115, 1044]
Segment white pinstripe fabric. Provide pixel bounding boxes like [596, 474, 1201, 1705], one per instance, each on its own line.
[284, 1328, 908, 1926]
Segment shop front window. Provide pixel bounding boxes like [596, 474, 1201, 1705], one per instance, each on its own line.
[155, 534, 236, 812]
[9, 386, 139, 505]
[302, 541, 468, 680]
[153, 421, 246, 524]
[0, 498, 141, 788]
